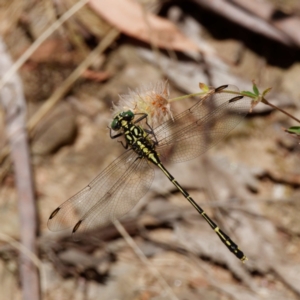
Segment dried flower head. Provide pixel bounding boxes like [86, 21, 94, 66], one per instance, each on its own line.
[112, 81, 172, 127]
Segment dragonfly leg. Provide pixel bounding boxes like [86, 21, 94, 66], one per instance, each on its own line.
[118, 140, 128, 149]
[134, 113, 148, 123]
[110, 127, 123, 139]
[134, 113, 159, 146]
[110, 127, 128, 149]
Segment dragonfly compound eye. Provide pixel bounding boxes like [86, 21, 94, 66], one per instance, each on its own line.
[111, 117, 120, 130]
[120, 110, 134, 120]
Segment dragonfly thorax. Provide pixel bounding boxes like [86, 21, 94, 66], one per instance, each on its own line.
[111, 110, 158, 162]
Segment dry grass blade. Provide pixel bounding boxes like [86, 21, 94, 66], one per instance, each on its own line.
[27, 28, 120, 132]
[0, 0, 89, 91]
[0, 0, 89, 179]
[0, 27, 120, 213]
[113, 220, 179, 300]
[0, 232, 48, 296]
[0, 232, 41, 269]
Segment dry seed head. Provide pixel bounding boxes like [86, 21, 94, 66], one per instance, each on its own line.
[112, 81, 172, 127]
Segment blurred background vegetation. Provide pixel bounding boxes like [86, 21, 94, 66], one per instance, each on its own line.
[1, 0, 300, 299]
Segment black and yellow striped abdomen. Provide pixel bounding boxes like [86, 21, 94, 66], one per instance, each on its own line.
[156, 163, 246, 262]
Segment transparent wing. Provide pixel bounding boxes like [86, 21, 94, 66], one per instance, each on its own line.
[154, 85, 252, 163]
[48, 149, 154, 234]
[71, 156, 154, 239]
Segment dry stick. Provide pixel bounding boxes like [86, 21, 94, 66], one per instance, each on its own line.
[262, 98, 300, 124]
[0, 0, 89, 91]
[0, 28, 120, 183]
[0, 7, 118, 299]
[170, 89, 300, 124]
[27, 28, 120, 132]
[0, 38, 40, 300]
[0, 154, 11, 181]
[113, 220, 179, 300]
[0, 0, 89, 170]
[221, 89, 300, 124]
[0, 232, 41, 269]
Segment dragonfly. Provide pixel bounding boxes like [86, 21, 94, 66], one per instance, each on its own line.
[48, 84, 251, 262]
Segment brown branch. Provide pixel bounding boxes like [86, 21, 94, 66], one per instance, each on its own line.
[0, 39, 40, 300]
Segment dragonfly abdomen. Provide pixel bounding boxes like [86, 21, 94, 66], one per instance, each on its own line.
[157, 162, 247, 262]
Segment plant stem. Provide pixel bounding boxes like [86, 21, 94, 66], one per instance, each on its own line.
[262, 98, 300, 124]
[168, 88, 242, 103]
[168, 92, 205, 102]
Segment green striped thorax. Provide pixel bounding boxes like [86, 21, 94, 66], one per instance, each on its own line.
[111, 110, 134, 130]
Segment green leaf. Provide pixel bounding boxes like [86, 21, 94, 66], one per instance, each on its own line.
[241, 91, 256, 98]
[262, 87, 272, 97]
[252, 82, 259, 96]
[199, 82, 210, 92]
[286, 126, 300, 134]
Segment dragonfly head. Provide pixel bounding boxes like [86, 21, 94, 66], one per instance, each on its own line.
[111, 110, 134, 130]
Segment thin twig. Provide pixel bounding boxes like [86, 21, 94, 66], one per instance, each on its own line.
[0, 0, 90, 181]
[262, 98, 300, 124]
[0, 28, 120, 184]
[0, 38, 40, 300]
[0, 0, 89, 91]
[0, 232, 41, 269]
[170, 86, 300, 126]
[27, 28, 120, 132]
[168, 92, 205, 102]
[0, 26, 119, 143]
[113, 219, 179, 300]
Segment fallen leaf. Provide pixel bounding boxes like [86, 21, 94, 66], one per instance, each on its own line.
[88, 0, 199, 52]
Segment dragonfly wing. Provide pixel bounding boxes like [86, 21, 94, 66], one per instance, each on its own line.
[71, 155, 154, 239]
[154, 85, 252, 163]
[48, 150, 154, 232]
[153, 86, 227, 142]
